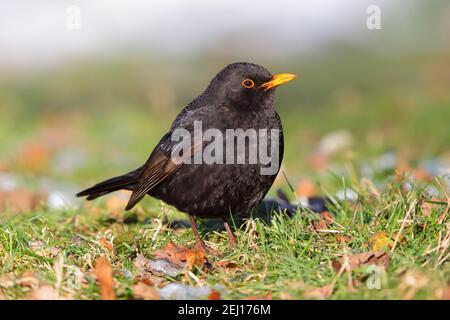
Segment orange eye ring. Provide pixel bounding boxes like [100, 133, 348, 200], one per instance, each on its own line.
[242, 79, 255, 89]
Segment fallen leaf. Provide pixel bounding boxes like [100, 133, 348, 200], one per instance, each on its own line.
[99, 237, 113, 252]
[208, 289, 221, 300]
[154, 242, 206, 270]
[369, 232, 393, 251]
[139, 274, 164, 287]
[185, 250, 206, 270]
[303, 284, 333, 299]
[321, 211, 334, 224]
[312, 219, 328, 232]
[332, 250, 390, 273]
[94, 257, 116, 300]
[133, 282, 160, 300]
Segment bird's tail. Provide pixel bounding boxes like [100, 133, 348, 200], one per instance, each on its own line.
[76, 168, 141, 201]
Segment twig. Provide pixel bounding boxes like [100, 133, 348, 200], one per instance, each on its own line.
[391, 199, 417, 254]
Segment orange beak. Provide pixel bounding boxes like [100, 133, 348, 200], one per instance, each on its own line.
[260, 73, 297, 90]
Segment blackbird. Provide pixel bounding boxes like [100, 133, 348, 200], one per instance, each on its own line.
[77, 62, 296, 252]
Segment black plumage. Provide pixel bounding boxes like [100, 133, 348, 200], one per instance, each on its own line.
[77, 62, 296, 251]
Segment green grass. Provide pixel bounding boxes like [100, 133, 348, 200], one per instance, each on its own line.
[0, 173, 448, 300]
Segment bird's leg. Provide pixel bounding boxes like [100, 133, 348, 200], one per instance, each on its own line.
[189, 215, 210, 253]
[223, 220, 237, 248]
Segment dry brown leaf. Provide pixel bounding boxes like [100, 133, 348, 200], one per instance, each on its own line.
[320, 211, 334, 224]
[332, 250, 390, 273]
[208, 289, 221, 300]
[94, 257, 116, 300]
[313, 219, 328, 232]
[312, 211, 334, 232]
[133, 282, 160, 300]
[154, 242, 206, 270]
[303, 284, 333, 299]
[99, 237, 113, 252]
[139, 274, 164, 287]
[185, 250, 207, 270]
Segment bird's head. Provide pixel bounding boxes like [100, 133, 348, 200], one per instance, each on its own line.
[206, 62, 296, 109]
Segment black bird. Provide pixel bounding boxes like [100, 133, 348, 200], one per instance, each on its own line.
[77, 62, 296, 252]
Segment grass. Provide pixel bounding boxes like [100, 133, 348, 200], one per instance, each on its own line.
[0, 172, 448, 300]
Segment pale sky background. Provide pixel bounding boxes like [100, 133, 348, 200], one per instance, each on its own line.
[0, 0, 417, 70]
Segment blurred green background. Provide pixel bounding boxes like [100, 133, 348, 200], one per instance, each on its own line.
[0, 0, 449, 201]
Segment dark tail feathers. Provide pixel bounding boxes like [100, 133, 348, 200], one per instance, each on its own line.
[76, 169, 140, 201]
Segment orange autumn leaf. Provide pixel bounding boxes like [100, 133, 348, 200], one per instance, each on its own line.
[154, 242, 206, 269]
[94, 257, 116, 300]
[99, 237, 113, 252]
[208, 289, 221, 300]
[185, 250, 206, 270]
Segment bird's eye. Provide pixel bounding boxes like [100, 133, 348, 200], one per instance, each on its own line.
[242, 79, 255, 89]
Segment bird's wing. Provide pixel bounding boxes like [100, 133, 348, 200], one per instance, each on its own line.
[125, 146, 181, 210]
[125, 106, 215, 210]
